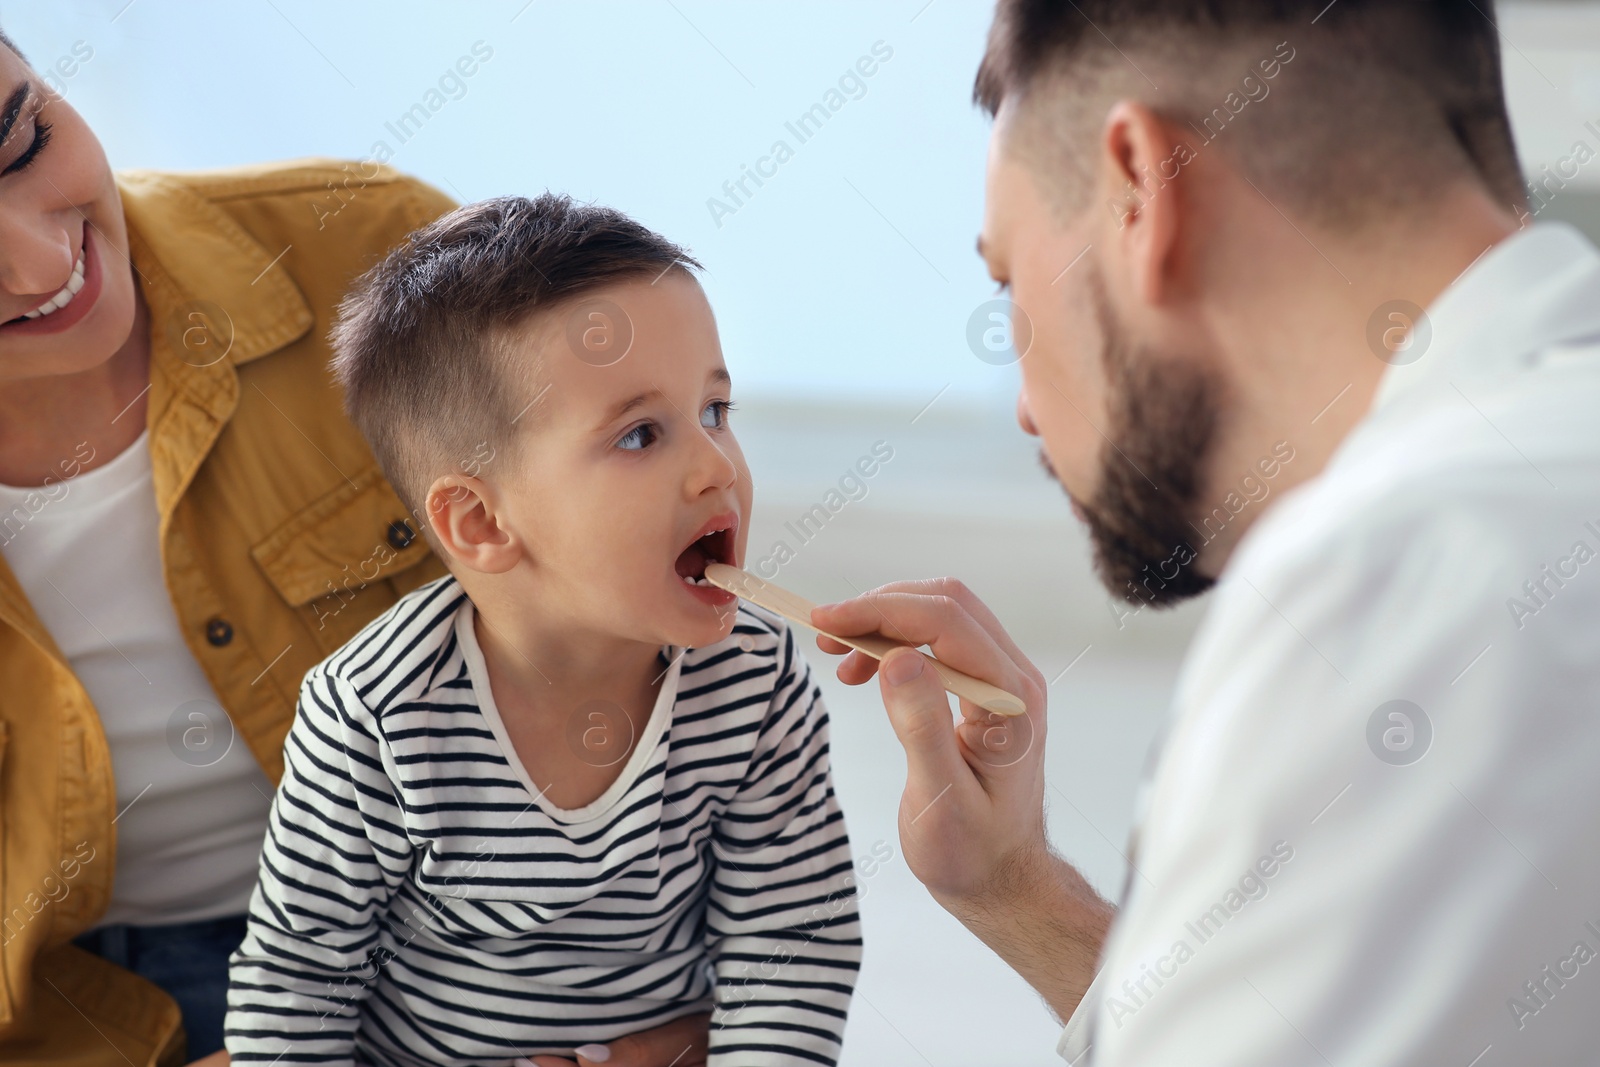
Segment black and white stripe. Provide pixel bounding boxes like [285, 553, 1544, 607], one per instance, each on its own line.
[225, 575, 861, 1066]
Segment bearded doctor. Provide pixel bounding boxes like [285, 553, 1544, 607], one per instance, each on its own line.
[813, 1, 1600, 1064]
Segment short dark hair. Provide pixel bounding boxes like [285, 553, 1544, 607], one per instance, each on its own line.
[0, 27, 23, 62]
[330, 193, 700, 534]
[974, 0, 1525, 224]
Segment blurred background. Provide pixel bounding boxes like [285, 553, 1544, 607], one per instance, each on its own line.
[4, 1, 1598, 1062]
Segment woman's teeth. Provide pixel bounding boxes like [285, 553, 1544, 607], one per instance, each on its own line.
[18, 250, 87, 320]
[682, 574, 714, 587]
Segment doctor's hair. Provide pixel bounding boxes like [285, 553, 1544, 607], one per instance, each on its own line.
[329, 192, 700, 541]
[974, 0, 1525, 227]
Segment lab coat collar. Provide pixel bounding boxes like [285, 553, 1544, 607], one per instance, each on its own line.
[1371, 221, 1600, 416]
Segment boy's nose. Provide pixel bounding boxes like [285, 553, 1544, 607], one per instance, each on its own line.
[688, 426, 739, 493]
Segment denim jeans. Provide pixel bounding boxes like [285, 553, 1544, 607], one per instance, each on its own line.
[72, 913, 248, 1057]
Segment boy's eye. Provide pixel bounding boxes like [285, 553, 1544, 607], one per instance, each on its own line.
[617, 421, 659, 451]
[701, 399, 734, 430]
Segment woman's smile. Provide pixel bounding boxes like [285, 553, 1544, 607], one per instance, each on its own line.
[0, 226, 99, 336]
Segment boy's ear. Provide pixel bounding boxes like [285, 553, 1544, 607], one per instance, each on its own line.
[424, 474, 522, 574]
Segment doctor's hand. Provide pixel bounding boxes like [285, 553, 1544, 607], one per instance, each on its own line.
[811, 578, 1113, 1021]
[812, 577, 1049, 906]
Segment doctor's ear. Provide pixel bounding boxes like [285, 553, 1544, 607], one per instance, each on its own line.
[424, 473, 522, 574]
[1097, 100, 1188, 306]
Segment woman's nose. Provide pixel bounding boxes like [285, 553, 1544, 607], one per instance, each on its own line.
[0, 215, 76, 298]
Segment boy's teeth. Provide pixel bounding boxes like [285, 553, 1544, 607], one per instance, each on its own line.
[20, 252, 87, 321]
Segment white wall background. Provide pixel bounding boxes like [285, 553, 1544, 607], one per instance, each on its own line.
[7, 2, 1600, 404]
[5, 2, 1599, 1063]
[4, 0, 1016, 405]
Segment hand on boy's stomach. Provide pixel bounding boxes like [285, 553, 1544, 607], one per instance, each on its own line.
[519, 1010, 710, 1067]
[810, 577, 1049, 907]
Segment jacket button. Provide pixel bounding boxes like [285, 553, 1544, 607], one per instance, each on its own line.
[387, 519, 415, 550]
[205, 617, 234, 647]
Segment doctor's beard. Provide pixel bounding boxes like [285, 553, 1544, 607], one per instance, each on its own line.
[1056, 266, 1220, 608]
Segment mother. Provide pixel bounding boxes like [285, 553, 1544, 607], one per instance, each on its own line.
[0, 29, 706, 1067]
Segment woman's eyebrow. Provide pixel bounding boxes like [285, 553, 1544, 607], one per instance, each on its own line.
[0, 83, 32, 152]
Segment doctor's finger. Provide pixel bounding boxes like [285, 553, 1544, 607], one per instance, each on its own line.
[815, 633, 853, 656]
[877, 647, 971, 788]
[812, 591, 1027, 691]
[820, 576, 1035, 678]
[812, 634, 882, 685]
[837, 648, 883, 685]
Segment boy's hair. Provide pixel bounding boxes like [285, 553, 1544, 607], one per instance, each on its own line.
[0, 27, 24, 62]
[330, 193, 700, 538]
[974, 0, 1525, 226]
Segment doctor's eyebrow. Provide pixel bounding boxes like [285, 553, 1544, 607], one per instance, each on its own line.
[0, 83, 32, 151]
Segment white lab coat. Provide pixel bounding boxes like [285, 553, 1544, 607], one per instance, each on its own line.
[1060, 222, 1600, 1065]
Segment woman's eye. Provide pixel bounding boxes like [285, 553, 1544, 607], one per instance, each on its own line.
[3, 107, 52, 177]
[701, 400, 734, 430]
[617, 422, 658, 451]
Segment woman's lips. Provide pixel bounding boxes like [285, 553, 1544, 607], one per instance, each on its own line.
[0, 228, 103, 337]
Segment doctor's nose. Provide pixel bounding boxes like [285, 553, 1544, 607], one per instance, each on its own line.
[1016, 391, 1040, 437]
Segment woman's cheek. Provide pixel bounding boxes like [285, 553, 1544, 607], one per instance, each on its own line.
[47, 104, 113, 207]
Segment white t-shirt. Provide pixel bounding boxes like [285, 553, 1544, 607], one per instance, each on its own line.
[1059, 222, 1600, 1064]
[0, 427, 272, 926]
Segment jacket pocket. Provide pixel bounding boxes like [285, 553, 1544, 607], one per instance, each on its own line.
[250, 469, 433, 647]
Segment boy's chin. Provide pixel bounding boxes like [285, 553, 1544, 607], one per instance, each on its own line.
[660, 607, 740, 652]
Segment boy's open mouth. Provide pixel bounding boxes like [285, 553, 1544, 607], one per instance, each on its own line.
[675, 513, 738, 590]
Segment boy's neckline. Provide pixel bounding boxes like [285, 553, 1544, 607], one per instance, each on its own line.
[455, 600, 682, 824]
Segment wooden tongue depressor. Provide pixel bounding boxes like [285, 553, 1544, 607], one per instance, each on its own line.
[703, 563, 1027, 717]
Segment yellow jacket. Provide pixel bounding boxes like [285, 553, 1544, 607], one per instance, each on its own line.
[0, 160, 457, 1065]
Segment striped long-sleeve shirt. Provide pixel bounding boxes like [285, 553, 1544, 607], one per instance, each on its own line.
[224, 575, 861, 1066]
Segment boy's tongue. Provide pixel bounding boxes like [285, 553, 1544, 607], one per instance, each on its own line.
[675, 537, 714, 580]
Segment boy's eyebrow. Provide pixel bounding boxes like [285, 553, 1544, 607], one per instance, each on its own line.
[597, 367, 732, 430]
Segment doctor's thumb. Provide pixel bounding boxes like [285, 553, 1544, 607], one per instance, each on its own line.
[879, 649, 964, 781]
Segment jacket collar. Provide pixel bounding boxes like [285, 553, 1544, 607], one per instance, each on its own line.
[116, 169, 314, 369]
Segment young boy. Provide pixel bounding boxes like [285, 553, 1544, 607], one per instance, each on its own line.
[224, 195, 862, 1065]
